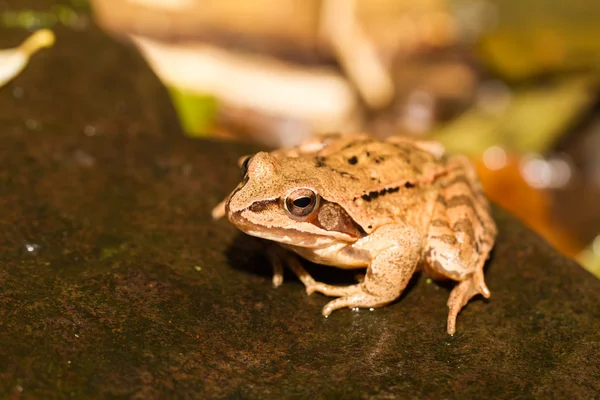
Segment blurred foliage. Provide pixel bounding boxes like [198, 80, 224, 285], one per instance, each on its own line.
[431, 75, 597, 155]
[0, 1, 89, 30]
[475, 0, 600, 80]
[167, 87, 217, 137]
[577, 237, 600, 279]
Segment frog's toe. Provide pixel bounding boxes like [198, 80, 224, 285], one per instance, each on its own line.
[305, 283, 318, 296]
[447, 280, 470, 335]
[321, 292, 393, 316]
[473, 268, 491, 298]
[303, 280, 334, 296]
[446, 275, 489, 335]
[267, 251, 285, 288]
[272, 268, 284, 288]
[308, 283, 362, 298]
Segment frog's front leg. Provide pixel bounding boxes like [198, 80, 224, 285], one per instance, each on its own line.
[265, 245, 320, 289]
[312, 225, 422, 316]
[266, 244, 364, 295]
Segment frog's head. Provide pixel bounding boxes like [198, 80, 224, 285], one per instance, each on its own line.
[224, 152, 364, 248]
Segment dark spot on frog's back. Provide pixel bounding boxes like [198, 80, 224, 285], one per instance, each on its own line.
[348, 156, 358, 165]
[361, 186, 401, 202]
[339, 171, 357, 180]
[361, 193, 376, 202]
[342, 139, 372, 150]
[315, 156, 327, 167]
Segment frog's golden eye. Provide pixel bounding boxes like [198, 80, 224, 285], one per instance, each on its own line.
[284, 188, 319, 218]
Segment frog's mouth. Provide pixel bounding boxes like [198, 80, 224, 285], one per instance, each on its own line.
[228, 199, 356, 248]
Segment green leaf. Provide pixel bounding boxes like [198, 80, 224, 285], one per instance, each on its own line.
[167, 87, 217, 138]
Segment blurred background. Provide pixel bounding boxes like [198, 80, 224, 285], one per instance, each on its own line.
[2, 0, 599, 277]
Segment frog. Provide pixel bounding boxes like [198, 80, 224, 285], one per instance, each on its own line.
[212, 133, 497, 335]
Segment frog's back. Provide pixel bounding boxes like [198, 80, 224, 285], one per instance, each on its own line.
[316, 134, 446, 182]
[283, 134, 448, 234]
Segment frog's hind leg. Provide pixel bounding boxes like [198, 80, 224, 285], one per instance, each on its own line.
[445, 248, 493, 334]
[423, 155, 497, 334]
[317, 224, 422, 316]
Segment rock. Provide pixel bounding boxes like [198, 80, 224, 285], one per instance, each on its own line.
[1, 21, 599, 400]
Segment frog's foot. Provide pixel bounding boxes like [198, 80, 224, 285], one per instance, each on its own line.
[306, 282, 362, 297]
[270, 257, 284, 288]
[301, 269, 364, 296]
[266, 246, 320, 290]
[321, 291, 395, 316]
[446, 270, 490, 335]
[211, 198, 228, 220]
[265, 245, 285, 287]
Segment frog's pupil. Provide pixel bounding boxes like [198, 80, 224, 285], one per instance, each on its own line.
[293, 197, 312, 208]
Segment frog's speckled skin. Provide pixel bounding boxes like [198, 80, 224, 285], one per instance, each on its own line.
[213, 133, 497, 334]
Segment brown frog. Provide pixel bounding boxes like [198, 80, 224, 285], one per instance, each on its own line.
[212, 133, 497, 334]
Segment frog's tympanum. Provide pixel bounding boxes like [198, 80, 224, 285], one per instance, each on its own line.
[213, 133, 497, 334]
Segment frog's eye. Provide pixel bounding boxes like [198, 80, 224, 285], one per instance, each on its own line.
[284, 188, 319, 218]
[240, 156, 253, 179]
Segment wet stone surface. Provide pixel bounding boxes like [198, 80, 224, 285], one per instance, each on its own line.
[1, 21, 600, 400]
